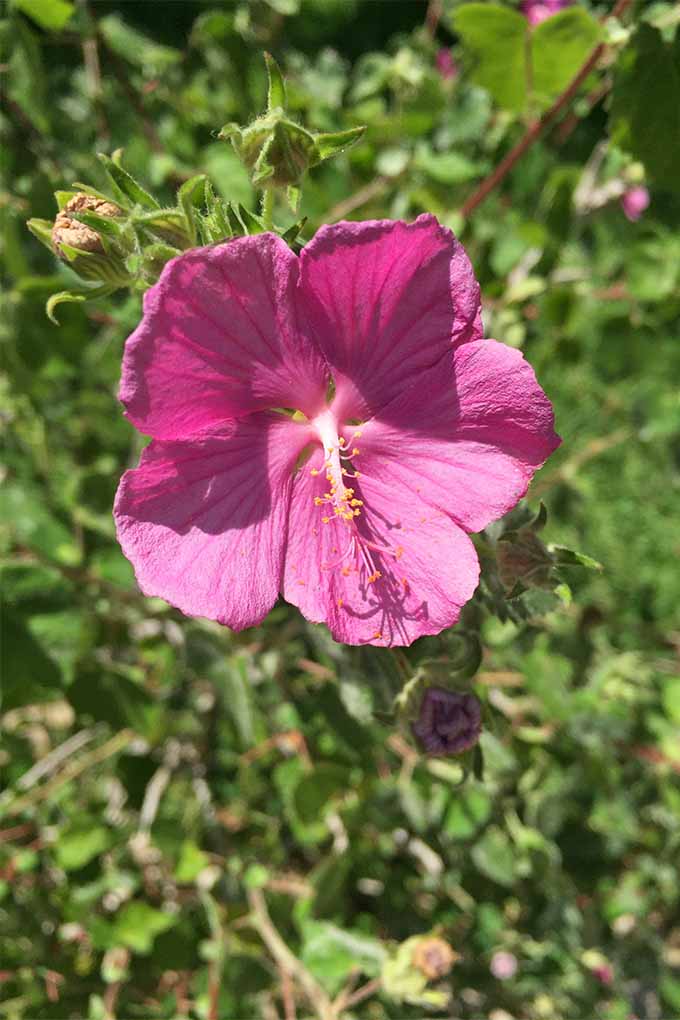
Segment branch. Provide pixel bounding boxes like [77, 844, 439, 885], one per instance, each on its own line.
[247, 888, 335, 1020]
[461, 0, 633, 218]
[2, 730, 134, 817]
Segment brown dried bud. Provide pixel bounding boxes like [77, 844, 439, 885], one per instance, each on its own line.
[412, 937, 459, 981]
[52, 194, 121, 256]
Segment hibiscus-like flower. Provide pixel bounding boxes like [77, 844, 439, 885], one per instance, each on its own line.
[114, 216, 559, 646]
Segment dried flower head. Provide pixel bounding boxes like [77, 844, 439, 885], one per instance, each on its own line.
[52, 194, 121, 256]
[413, 686, 482, 755]
[412, 936, 459, 980]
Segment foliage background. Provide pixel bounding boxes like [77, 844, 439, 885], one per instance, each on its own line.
[1, 0, 679, 1018]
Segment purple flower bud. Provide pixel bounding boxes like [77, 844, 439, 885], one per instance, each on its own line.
[412, 687, 482, 756]
[436, 49, 458, 81]
[490, 951, 518, 980]
[621, 186, 650, 222]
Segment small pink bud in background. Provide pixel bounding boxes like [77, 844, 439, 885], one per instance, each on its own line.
[436, 48, 458, 81]
[592, 963, 614, 986]
[490, 951, 518, 980]
[521, 0, 570, 26]
[621, 186, 650, 222]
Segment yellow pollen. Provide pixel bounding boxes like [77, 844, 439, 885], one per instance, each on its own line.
[350, 499, 363, 507]
[395, 546, 404, 560]
[338, 437, 346, 447]
[310, 468, 319, 476]
[314, 497, 324, 506]
[352, 448, 360, 456]
[354, 470, 362, 478]
[341, 566, 351, 577]
[354, 430, 363, 438]
[337, 598, 344, 607]
[373, 630, 382, 640]
[367, 571, 382, 584]
[322, 516, 330, 524]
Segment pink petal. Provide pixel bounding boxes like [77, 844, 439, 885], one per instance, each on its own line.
[283, 448, 480, 647]
[114, 413, 312, 630]
[120, 234, 328, 440]
[298, 215, 482, 421]
[354, 340, 560, 533]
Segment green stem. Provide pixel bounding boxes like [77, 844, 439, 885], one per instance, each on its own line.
[261, 189, 274, 231]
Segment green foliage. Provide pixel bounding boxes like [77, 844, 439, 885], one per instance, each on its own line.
[451, 3, 601, 113]
[610, 23, 680, 191]
[2, 1, 680, 1018]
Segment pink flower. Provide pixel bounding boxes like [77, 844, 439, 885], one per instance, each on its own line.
[114, 216, 560, 646]
[521, 0, 570, 27]
[436, 49, 458, 81]
[621, 186, 650, 222]
[592, 963, 614, 986]
[490, 951, 518, 980]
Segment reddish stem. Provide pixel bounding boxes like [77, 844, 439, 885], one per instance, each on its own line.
[461, 0, 633, 218]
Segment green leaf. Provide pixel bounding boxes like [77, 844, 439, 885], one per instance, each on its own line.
[532, 8, 601, 107]
[293, 763, 348, 824]
[12, 0, 74, 32]
[444, 785, 492, 840]
[265, 51, 287, 110]
[216, 655, 266, 750]
[174, 841, 210, 883]
[46, 287, 114, 324]
[452, 4, 528, 113]
[470, 825, 518, 886]
[662, 678, 680, 724]
[453, 4, 600, 113]
[7, 18, 50, 133]
[177, 174, 207, 245]
[55, 824, 112, 871]
[610, 24, 680, 192]
[550, 545, 603, 570]
[98, 14, 182, 72]
[112, 902, 175, 954]
[1, 480, 80, 564]
[0, 609, 61, 710]
[97, 154, 160, 210]
[26, 218, 54, 252]
[301, 921, 385, 995]
[311, 126, 366, 165]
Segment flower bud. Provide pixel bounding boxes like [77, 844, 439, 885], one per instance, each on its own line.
[51, 194, 121, 257]
[412, 937, 459, 980]
[497, 528, 554, 593]
[412, 687, 482, 756]
[49, 193, 131, 286]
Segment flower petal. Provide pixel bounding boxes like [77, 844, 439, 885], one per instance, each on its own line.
[120, 234, 328, 440]
[298, 214, 482, 420]
[354, 340, 561, 533]
[114, 413, 312, 630]
[283, 449, 480, 647]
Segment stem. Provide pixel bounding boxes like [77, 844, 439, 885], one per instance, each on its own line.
[1, 730, 134, 817]
[461, 0, 633, 218]
[261, 189, 275, 231]
[247, 888, 335, 1020]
